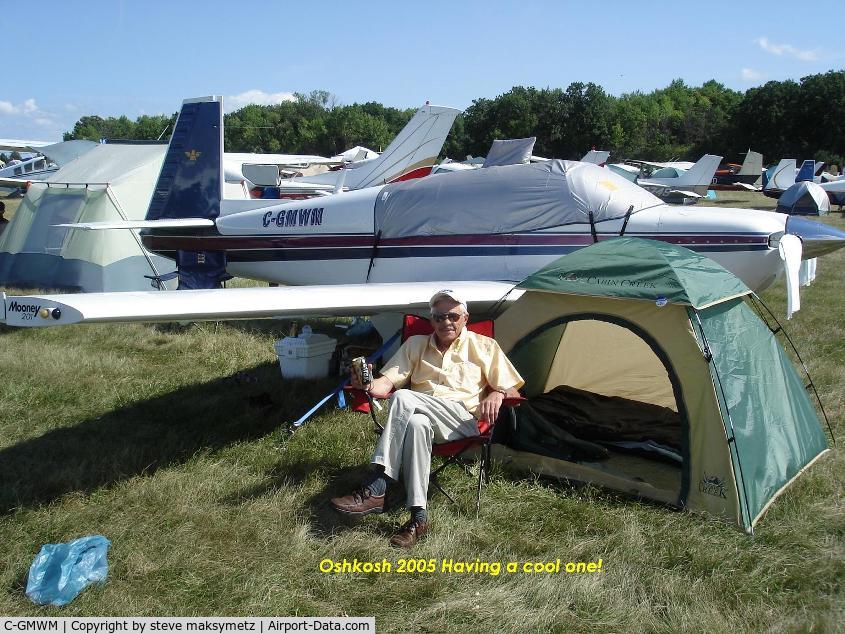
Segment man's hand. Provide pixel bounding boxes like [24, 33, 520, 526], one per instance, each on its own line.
[348, 365, 394, 399]
[348, 363, 374, 390]
[477, 390, 504, 424]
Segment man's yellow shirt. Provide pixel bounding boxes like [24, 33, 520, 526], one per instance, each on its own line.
[380, 328, 524, 416]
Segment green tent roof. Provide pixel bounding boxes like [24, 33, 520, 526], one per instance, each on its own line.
[517, 237, 751, 309]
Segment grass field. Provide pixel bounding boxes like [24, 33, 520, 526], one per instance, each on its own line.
[1, 192, 843, 632]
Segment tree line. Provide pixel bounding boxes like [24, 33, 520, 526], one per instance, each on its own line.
[63, 71, 845, 168]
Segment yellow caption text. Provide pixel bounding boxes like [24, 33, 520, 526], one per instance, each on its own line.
[319, 558, 603, 576]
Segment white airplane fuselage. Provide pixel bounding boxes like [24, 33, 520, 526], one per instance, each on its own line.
[142, 185, 789, 293]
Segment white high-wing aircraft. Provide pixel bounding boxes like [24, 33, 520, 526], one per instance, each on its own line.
[3, 95, 845, 330]
[608, 155, 722, 203]
[225, 103, 460, 199]
[0, 139, 97, 188]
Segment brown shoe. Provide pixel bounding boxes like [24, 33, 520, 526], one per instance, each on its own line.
[330, 488, 385, 516]
[389, 518, 429, 548]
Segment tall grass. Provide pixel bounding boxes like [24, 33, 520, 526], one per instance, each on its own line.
[0, 192, 842, 632]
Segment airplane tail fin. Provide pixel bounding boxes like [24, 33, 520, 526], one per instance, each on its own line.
[581, 150, 610, 165]
[343, 104, 460, 189]
[146, 96, 223, 221]
[796, 159, 815, 183]
[675, 154, 722, 188]
[764, 159, 797, 192]
[145, 96, 228, 289]
[737, 150, 763, 176]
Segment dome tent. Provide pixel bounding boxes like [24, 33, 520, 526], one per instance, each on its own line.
[493, 237, 829, 533]
[776, 181, 830, 216]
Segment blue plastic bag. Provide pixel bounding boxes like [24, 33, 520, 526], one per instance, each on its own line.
[25, 535, 111, 606]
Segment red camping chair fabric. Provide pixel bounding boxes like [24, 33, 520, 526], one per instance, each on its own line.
[345, 314, 523, 515]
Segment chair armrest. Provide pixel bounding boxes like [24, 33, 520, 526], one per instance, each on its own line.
[502, 396, 526, 407]
[143, 271, 179, 281]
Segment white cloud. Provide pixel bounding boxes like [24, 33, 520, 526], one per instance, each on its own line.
[224, 89, 297, 113]
[756, 37, 819, 61]
[741, 68, 765, 82]
[0, 98, 42, 116]
[0, 97, 67, 140]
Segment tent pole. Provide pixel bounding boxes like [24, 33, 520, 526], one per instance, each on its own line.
[748, 294, 834, 444]
[105, 186, 167, 290]
[691, 309, 755, 532]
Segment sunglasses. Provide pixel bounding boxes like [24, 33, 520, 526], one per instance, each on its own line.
[431, 311, 463, 323]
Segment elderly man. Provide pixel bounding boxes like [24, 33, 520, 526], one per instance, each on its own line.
[331, 289, 524, 547]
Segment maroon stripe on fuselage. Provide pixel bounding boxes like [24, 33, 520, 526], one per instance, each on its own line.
[141, 232, 770, 252]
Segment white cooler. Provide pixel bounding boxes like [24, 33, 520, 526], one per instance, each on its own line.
[273, 326, 338, 379]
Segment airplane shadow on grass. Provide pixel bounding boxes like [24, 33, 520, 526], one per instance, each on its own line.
[0, 362, 341, 515]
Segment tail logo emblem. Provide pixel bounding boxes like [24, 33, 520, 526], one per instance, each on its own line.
[185, 150, 202, 161]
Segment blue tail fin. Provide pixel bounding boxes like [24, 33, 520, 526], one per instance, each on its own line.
[145, 96, 227, 289]
[796, 159, 815, 183]
[146, 96, 223, 221]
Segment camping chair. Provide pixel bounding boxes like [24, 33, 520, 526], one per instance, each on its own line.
[346, 314, 523, 516]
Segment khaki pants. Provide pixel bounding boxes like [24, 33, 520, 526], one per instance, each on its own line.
[371, 389, 479, 509]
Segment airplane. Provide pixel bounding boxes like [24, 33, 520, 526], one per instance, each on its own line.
[608, 155, 722, 203]
[819, 179, 845, 206]
[230, 103, 460, 199]
[763, 159, 817, 198]
[434, 145, 610, 174]
[711, 150, 763, 191]
[0, 139, 97, 189]
[4, 95, 845, 331]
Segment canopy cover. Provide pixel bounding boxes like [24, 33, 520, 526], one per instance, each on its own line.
[518, 237, 751, 309]
[374, 160, 663, 239]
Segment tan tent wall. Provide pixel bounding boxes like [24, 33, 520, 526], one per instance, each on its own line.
[546, 319, 677, 411]
[495, 291, 742, 526]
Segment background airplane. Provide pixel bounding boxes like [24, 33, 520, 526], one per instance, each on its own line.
[711, 150, 763, 191]
[608, 155, 722, 203]
[231, 103, 460, 199]
[763, 159, 818, 198]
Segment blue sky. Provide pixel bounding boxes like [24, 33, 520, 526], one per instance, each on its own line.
[3, 0, 842, 141]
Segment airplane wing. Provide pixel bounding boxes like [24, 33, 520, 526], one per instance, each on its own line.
[1, 281, 520, 328]
[734, 182, 760, 191]
[0, 139, 54, 151]
[632, 160, 669, 169]
[0, 176, 29, 189]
